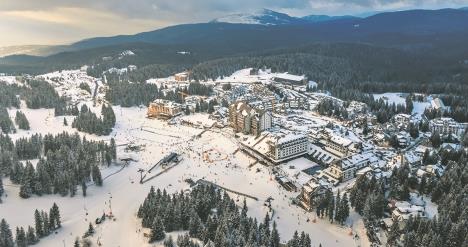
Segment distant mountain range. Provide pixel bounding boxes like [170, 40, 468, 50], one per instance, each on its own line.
[69, 8, 468, 50]
[1, 7, 468, 75]
[1, 7, 467, 58]
[211, 9, 305, 25]
[210, 8, 358, 25]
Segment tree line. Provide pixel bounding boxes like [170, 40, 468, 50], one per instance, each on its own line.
[348, 148, 468, 247]
[104, 71, 213, 107]
[0, 132, 116, 198]
[0, 203, 61, 247]
[138, 184, 313, 247]
[71, 104, 116, 136]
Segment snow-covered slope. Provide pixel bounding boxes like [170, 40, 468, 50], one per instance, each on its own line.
[301, 14, 359, 23]
[211, 9, 303, 25]
[211, 9, 359, 25]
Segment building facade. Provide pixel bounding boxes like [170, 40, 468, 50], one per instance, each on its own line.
[174, 71, 190, 82]
[325, 152, 378, 182]
[298, 180, 331, 211]
[229, 101, 272, 136]
[429, 118, 468, 137]
[147, 99, 182, 119]
[267, 133, 308, 161]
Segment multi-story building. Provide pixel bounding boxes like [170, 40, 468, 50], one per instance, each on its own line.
[147, 99, 183, 119]
[266, 133, 308, 162]
[430, 98, 446, 111]
[319, 133, 355, 158]
[174, 71, 190, 82]
[346, 101, 368, 117]
[298, 180, 331, 211]
[429, 117, 468, 137]
[273, 73, 307, 84]
[325, 152, 378, 182]
[229, 101, 272, 136]
[393, 113, 412, 129]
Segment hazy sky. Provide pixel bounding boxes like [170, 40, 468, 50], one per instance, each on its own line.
[0, 0, 467, 46]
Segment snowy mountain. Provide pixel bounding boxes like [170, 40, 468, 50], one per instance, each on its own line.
[211, 9, 359, 25]
[301, 14, 359, 23]
[211, 9, 303, 25]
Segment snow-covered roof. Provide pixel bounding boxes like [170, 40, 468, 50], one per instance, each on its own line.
[274, 73, 306, 82]
[330, 135, 352, 147]
[340, 152, 378, 169]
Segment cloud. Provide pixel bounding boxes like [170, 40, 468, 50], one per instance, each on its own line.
[0, 0, 467, 46]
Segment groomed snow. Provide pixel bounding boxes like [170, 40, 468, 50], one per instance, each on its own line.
[0, 106, 370, 247]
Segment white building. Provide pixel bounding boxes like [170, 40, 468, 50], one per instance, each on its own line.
[429, 118, 468, 137]
[322, 134, 355, 158]
[346, 101, 367, 117]
[273, 73, 307, 84]
[393, 113, 411, 126]
[430, 98, 446, 110]
[267, 133, 309, 162]
[325, 152, 379, 182]
[391, 201, 426, 222]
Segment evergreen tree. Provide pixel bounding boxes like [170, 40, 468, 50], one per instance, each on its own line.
[288, 231, 300, 247]
[164, 235, 175, 247]
[334, 190, 341, 222]
[26, 226, 37, 245]
[34, 209, 44, 238]
[0, 107, 15, 134]
[63, 117, 68, 126]
[0, 176, 4, 201]
[405, 95, 414, 114]
[91, 165, 103, 186]
[269, 221, 280, 247]
[409, 123, 419, 138]
[50, 203, 61, 229]
[42, 211, 50, 236]
[430, 131, 442, 148]
[188, 209, 203, 238]
[15, 227, 27, 247]
[86, 223, 95, 236]
[0, 219, 14, 247]
[149, 216, 166, 243]
[81, 180, 87, 197]
[15, 111, 30, 130]
[387, 221, 400, 246]
[74, 237, 81, 247]
[338, 193, 350, 225]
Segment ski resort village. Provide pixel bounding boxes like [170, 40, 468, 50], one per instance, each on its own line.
[0, 65, 467, 247]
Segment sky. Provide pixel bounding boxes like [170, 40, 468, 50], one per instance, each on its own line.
[0, 0, 467, 47]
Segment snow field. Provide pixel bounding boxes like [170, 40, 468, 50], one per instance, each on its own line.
[1, 106, 370, 247]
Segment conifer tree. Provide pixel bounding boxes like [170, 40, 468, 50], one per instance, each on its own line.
[92, 165, 103, 186]
[338, 193, 350, 225]
[15, 227, 27, 247]
[50, 203, 61, 229]
[15, 111, 30, 130]
[0, 219, 14, 247]
[149, 216, 165, 243]
[334, 190, 341, 222]
[34, 209, 44, 238]
[74, 237, 81, 247]
[163, 235, 175, 247]
[42, 211, 50, 236]
[87, 223, 95, 236]
[269, 221, 280, 247]
[81, 180, 87, 197]
[26, 226, 37, 245]
[0, 176, 4, 201]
